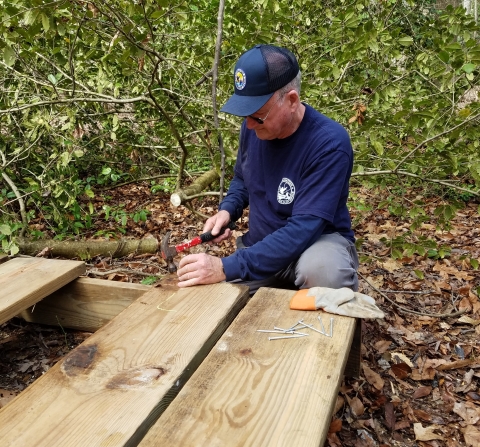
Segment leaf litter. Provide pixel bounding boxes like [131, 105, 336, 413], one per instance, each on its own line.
[1, 183, 479, 446]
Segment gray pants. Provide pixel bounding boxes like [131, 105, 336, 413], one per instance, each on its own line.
[231, 233, 359, 295]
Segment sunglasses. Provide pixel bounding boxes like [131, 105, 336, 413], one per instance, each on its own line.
[247, 95, 282, 124]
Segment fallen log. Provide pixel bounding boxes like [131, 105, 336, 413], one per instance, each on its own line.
[18, 237, 159, 260]
[170, 168, 219, 207]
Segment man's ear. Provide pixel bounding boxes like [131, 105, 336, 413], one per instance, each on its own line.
[286, 90, 300, 110]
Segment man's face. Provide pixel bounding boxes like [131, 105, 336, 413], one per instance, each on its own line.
[245, 92, 291, 140]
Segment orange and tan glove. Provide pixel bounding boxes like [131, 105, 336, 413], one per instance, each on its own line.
[290, 287, 384, 319]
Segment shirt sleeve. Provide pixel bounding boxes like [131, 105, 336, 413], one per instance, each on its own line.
[221, 214, 327, 281]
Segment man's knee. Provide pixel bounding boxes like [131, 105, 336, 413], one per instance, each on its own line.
[294, 234, 359, 290]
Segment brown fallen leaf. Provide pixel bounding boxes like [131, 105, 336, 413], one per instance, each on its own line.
[333, 395, 344, 414]
[462, 425, 480, 447]
[349, 396, 365, 417]
[329, 418, 342, 433]
[413, 386, 432, 399]
[384, 401, 395, 432]
[363, 364, 385, 390]
[411, 367, 436, 381]
[394, 420, 410, 430]
[413, 409, 432, 422]
[374, 339, 392, 354]
[453, 401, 480, 425]
[437, 359, 475, 371]
[391, 362, 412, 379]
[414, 423, 445, 441]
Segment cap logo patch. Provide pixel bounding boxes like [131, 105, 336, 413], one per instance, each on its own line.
[235, 68, 246, 90]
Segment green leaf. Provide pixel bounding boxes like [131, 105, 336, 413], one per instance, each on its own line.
[9, 244, 19, 256]
[48, 74, 57, 85]
[141, 276, 158, 285]
[398, 36, 413, 46]
[462, 63, 476, 74]
[0, 225, 12, 236]
[372, 140, 384, 156]
[41, 13, 50, 32]
[3, 46, 16, 67]
[413, 269, 424, 279]
[471, 258, 479, 269]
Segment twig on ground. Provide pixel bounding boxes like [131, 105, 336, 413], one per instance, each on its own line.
[379, 289, 433, 295]
[87, 267, 164, 277]
[184, 202, 210, 220]
[358, 272, 467, 318]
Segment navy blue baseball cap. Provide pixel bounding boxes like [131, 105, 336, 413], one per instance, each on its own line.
[220, 44, 300, 117]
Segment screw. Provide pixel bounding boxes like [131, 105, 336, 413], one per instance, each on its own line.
[269, 334, 308, 341]
[301, 322, 325, 335]
[317, 316, 326, 335]
[257, 330, 295, 334]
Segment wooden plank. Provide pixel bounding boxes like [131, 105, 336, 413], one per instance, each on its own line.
[0, 258, 85, 325]
[0, 283, 250, 447]
[139, 287, 357, 447]
[19, 277, 151, 332]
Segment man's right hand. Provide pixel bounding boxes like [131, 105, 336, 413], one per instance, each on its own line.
[203, 210, 233, 243]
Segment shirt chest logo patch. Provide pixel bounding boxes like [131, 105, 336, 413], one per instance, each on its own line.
[277, 178, 295, 205]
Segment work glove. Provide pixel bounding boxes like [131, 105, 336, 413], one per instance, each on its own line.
[290, 287, 384, 319]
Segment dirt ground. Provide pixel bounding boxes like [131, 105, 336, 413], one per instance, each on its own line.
[1, 183, 479, 446]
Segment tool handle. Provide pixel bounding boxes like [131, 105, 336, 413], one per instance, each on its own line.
[200, 221, 236, 243]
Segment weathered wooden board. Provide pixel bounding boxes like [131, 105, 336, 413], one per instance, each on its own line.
[19, 277, 151, 332]
[0, 257, 85, 325]
[139, 287, 357, 447]
[0, 282, 250, 447]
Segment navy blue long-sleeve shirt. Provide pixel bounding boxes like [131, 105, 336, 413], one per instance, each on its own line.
[219, 104, 354, 281]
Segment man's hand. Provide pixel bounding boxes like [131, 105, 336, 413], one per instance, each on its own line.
[177, 253, 226, 287]
[203, 210, 232, 243]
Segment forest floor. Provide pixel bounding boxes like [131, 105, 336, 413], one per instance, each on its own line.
[1, 182, 479, 447]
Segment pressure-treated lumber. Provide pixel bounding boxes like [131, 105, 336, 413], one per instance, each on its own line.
[0, 257, 85, 325]
[19, 277, 151, 332]
[0, 282, 249, 447]
[139, 287, 357, 447]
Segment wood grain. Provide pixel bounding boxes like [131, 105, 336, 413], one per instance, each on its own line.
[19, 277, 151, 331]
[139, 287, 357, 447]
[0, 282, 249, 447]
[0, 258, 85, 325]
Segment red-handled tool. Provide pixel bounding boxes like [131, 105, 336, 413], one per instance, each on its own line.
[160, 221, 236, 273]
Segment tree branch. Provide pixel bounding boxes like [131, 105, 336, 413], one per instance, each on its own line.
[394, 110, 480, 170]
[147, 60, 189, 189]
[358, 272, 467, 318]
[0, 96, 150, 114]
[1, 171, 28, 236]
[352, 169, 479, 196]
[213, 0, 226, 205]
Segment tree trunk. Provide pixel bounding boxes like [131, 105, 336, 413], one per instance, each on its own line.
[170, 169, 219, 206]
[18, 238, 159, 260]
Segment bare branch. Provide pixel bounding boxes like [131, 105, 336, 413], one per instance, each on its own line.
[352, 169, 479, 197]
[394, 110, 480, 170]
[1, 171, 28, 236]
[0, 96, 150, 114]
[213, 0, 226, 205]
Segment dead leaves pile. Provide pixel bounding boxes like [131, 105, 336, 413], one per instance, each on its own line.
[328, 187, 480, 446]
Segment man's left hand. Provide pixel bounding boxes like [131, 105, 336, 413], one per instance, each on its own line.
[177, 253, 226, 287]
